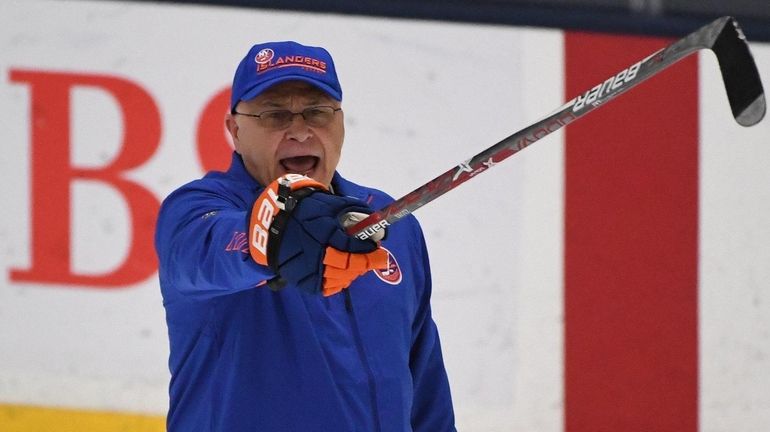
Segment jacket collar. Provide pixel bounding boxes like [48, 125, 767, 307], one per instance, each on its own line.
[226, 152, 261, 190]
[331, 172, 370, 202]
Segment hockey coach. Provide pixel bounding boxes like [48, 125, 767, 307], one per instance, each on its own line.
[155, 41, 456, 431]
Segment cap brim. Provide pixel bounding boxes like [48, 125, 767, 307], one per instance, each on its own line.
[239, 75, 342, 104]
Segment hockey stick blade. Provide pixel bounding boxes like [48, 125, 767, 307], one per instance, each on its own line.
[348, 16, 766, 241]
[711, 19, 766, 126]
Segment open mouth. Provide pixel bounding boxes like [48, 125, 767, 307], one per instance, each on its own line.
[280, 156, 319, 176]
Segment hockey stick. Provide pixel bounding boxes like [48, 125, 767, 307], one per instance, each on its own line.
[348, 16, 766, 240]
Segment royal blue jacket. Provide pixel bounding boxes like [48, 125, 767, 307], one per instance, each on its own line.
[155, 153, 455, 432]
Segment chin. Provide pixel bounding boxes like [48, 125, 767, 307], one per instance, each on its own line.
[315, 172, 334, 187]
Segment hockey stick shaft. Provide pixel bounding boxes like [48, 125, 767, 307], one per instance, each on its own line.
[348, 16, 765, 240]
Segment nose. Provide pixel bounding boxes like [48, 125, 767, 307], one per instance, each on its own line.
[284, 114, 312, 142]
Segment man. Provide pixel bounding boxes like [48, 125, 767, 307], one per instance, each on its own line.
[155, 41, 456, 431]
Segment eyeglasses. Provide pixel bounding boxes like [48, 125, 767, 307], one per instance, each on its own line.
[232, 105, 342, 129]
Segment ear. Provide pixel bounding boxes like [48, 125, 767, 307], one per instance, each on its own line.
[225, 113, 240, 151]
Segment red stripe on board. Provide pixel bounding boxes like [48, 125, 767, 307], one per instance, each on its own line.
[564, 33, 699, 432]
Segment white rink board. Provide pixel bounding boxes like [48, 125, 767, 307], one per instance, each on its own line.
[699, 44, 770, 432]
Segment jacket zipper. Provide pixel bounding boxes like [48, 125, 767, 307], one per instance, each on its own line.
[344, 289, 383, 432]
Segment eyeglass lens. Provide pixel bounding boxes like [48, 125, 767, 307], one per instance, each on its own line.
[263, 107, 336, 128]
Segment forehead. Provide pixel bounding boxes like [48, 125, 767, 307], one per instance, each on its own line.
[251, 81, 333, 105]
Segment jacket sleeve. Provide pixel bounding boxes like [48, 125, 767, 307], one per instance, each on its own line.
[409, 222, 457, 432]
[155, 180, 274, 301]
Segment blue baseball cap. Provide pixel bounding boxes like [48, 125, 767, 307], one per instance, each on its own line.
[230, 41, 342, 110]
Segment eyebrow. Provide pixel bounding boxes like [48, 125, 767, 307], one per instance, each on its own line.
[260, 95, 330, 109]
[262, 100, 290, 108]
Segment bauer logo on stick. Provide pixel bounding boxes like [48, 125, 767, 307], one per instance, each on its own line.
[573, 60, 642, 111]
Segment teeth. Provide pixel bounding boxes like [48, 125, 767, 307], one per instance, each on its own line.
[279, 164, 312, 177]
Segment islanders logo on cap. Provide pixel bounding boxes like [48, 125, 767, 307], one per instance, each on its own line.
[254, 46, 328, 75]
[374, 247, 402, 285]
[255, 48, 275, 65]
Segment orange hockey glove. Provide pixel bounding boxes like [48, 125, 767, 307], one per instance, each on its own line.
[321, 247, 389, 296]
